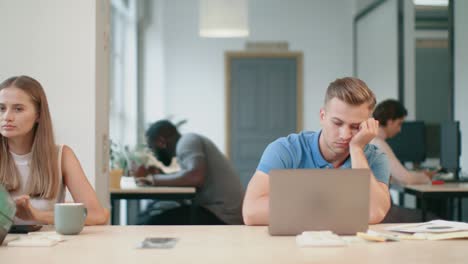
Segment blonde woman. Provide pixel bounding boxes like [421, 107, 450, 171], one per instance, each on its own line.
[0, 76, 109, 225]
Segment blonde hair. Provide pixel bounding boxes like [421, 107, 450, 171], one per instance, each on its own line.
[324, 77, 376, 110]
[0, 76, 59, 199]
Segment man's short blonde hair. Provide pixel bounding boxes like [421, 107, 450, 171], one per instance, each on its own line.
[324, 77, 376, 110]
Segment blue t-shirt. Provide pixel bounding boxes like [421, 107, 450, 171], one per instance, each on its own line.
[257, 131, 390, 184]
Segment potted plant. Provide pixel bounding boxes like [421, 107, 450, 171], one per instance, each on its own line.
[109, 141, 162, 188]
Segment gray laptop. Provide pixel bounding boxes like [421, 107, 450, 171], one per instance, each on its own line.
[269, 169, 370, 236]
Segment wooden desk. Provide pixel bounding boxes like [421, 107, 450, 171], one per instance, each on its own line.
[391, 182, 468, 221]
[110, 187, 196, 225]
[2, 225, 468, 264]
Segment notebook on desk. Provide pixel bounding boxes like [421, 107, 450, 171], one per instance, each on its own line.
[269, 169, 370, 236]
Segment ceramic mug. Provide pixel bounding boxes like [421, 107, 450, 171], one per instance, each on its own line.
[54, 203, 87, 235]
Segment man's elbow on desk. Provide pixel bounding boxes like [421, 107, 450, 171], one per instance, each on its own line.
[243, 210, 268, 226]
[368, 199, 391, 224]
[242, 200, 269, 226]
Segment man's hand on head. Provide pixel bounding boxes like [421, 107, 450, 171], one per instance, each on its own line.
[349, 118, 379, 150]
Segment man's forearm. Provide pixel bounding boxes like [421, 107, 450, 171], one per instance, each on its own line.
[242, 170, 270, 226]
[350, 147, 390, 223]
[350, 147, 370, 169]
[368, 177, 390, 223]
[150, 169, 203, 187]
[150, 171, 187, 186]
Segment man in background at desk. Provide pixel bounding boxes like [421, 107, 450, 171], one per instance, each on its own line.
[134, 120, 244, 225]
[242, 77, 391, 225]
[372, 99, 439, 222]
[371, 99, 436, 185]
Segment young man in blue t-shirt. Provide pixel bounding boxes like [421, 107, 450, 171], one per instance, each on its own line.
[242, 77, 391, 226]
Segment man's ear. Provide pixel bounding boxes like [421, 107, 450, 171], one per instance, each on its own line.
[319, 108, 326, 121]
[385, 119, 394, 128]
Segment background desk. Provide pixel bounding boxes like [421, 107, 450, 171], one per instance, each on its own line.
[110, 187, 196, 225]
[391, 183, 468, 221]
[3, 225, 468, 264]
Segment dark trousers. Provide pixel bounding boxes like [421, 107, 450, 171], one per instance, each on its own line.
[382, 205, 439, 223]
[137, 205, 226, 225]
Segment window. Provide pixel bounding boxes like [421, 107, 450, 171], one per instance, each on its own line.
[110, 0, 138, 146]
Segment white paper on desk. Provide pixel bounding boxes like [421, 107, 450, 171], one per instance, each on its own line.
[120, 176, 137, 188]
[296, 231, 347, 247]
[2, 235, 19, 245]
[28, 231, 68, 242]
[385, 220, 468, 233]
[7, 237, 58, 247]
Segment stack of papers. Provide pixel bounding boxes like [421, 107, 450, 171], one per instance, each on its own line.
[385, 220, 468, 241]
[385, 220, 468, 233]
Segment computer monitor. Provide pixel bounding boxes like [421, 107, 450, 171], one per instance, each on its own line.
[425, 123, 441, 158]
[387, 121, 426, 165]
[440, 121, 461, 179]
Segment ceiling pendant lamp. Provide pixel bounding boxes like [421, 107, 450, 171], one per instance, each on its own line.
[199, 0, 249, 38]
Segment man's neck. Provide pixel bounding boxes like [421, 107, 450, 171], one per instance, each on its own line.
[318, 133, 350, 168]
[330, 156, 349, 168]
[377, 127, 387, 140]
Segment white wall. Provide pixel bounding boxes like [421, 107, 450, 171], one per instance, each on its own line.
[354, 0, 415, 119]
[454, 0, 468, 175]
[403, 0, 415, 120]
[142, 0, 354, 153]
[356, 0, 399, 103]
[0, 0, 110, 205]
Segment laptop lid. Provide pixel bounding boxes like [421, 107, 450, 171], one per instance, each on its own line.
[269, 169, 370, 236]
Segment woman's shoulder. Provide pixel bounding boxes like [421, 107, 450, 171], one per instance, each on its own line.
[57, 144, 77, 160]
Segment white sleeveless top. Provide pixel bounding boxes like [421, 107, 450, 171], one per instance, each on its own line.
[10, 145, 66, 225]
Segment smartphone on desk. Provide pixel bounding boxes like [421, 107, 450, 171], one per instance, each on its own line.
[8, 225, 43, 234]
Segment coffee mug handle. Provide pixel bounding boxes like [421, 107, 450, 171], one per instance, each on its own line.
[83, 208, 88, 219]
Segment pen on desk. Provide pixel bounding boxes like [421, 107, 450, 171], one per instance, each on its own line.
[356, 231, 399, 242]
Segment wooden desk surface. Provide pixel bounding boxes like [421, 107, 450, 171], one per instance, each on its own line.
[2, 225, 468, 264]
[403, 182, 468, 193]
[110, 186, 196, 194]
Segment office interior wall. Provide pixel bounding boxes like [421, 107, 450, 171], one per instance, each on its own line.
[356, 0, 399, 103]
[454, 0, 468, 175]
[0, 0, 110, 205]
[403, 0, 415, 120]
[141, 0, 354, 153]
[355, 0, 415, 119]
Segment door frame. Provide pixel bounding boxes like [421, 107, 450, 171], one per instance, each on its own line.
[224, 51, 303, 159]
